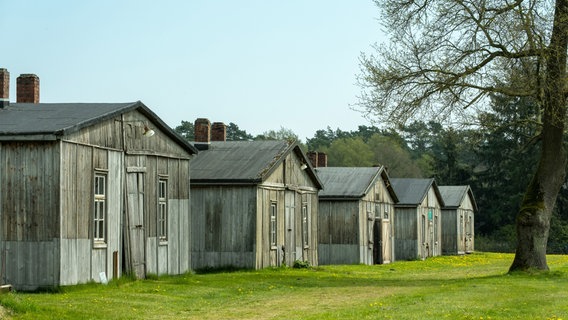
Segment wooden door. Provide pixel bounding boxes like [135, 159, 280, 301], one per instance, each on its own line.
[381, 219, 392, 263]
[125, 172, 146, 279]
[421, 214, 428, 258]
[373, 220, 382, 264]
[459, 213, 466, 253]
[284, 191, 295, 266]
[465, 213, 474, 253]
[374, 218, 392, 264]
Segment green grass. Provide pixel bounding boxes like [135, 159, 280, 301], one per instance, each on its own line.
[1, 253, 568, 319]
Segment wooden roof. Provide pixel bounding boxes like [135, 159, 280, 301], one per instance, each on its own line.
[0, 101, 197, 154]
[190, 140, 323, 188]
[316, 166, 398, 202]
[439, 185, 478, 211]
[390, 178, 445, 207]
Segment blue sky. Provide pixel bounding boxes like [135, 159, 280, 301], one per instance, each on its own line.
[1, 1, 386, 141]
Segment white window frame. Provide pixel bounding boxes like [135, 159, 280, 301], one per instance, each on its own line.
[94, 173, 107, 247]
[270, 202, 277, 249]
[158, 178, 168, 243]
[302, 203, 309, 248]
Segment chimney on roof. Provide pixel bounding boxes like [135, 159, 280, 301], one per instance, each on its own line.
[194, 118, 211, 143]
[194, 118, 211, 150]
[17, 74, 40, 103]
[211, 122, 226, 142]
[307, 151, 318, 168]
[0, 68, 9, 108]
[317, 152, 328, 167]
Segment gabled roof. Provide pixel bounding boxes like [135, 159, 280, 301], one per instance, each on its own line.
[390, 178, 444, 207]
[190, 140, 323, 188]
[0, 101, 197, 154]
[439, 185, 478, 211]
[316, 166, 398, 202]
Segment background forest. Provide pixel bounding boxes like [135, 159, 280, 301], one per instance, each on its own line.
[175, 94, 568, 253]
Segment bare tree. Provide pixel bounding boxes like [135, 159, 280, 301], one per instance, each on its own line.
[358, 0, 568, 271]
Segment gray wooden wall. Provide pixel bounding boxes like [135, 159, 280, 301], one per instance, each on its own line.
[0, 142, 60, 290]
[0, 109, 193, 290]
[317, 176, 396, 266]
[442, 194, 475, 255]
[60, 143, 123, 286]
[191, 186, 257, 269]
[318, 200, 359, 265]
[191, 148, 320, 270]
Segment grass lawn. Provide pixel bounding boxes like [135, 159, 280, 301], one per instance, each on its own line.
[1, 252, 567, 319]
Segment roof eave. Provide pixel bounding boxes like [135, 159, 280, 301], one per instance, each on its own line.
[292, 144, 324, 189]
[379, 167, 399, 203]
[259, 141, 323, 190]
[135, 102, 199, 155]
[319, 194, 365, 200]
[190, 178, 262, 186]
[0, 133, 60, 141]
[55, 101, 198, 155]
[57, 102, 141, 137]
[394, 203, 420, 208]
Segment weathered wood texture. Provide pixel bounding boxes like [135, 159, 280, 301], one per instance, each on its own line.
[258, 152, 319, 268]
[318, 177, 395, 265]
[1, 142, 60, 241]
[394, 188, 442, 261]
[191, 186, 257, 269]
[0, 142, 60, 289]
[192, 150, 319, 270]
[64, 111, 190, 159]
[60, 144, 122, 286]
[124, 155, 191, 278]
[441, 195, 475, 255]
[0, 109, 192, 290]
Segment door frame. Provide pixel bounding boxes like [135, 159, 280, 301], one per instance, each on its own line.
[125, 169, 146, 279]
[284, 191, 296, 267]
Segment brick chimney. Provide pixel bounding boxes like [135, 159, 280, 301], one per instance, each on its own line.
[194, 118, 211, 142]
[317, 152, 328, 167]
[211, 122, 226, 142]
[307, 151, 318, 168]
[0, 68, 9, 108]
[17, 74, 40, 103]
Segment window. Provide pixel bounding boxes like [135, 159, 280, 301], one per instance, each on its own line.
[94, 174, 106, 244]
[421, 215, 426, 245]
[367, 202, 373, 221]
[434, 214, 439, 244]
[302, 203, 309, 248]
[158, 179, 168, 242]
[367, 202, 374, 246]
[270, 202, 277, 248]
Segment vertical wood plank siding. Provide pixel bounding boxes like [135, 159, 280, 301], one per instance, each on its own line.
[127, 155, 191, 277]
[318, 174, 395, 265]
[1, 109, 193, 290]
[192, 149, 319, 270]
[442, 194, 475, 255]
[394, 208, 419, 260]
[441, 208, 459, 255]
[191, 186, 257, 269]
[317, 200, 360, 265]
[0, 142, 60, 289]
[59, 142, 123, 286]
[394, 189, 442, 261]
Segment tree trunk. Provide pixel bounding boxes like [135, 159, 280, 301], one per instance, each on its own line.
[509, 0, 568, 272]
